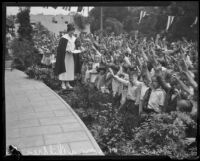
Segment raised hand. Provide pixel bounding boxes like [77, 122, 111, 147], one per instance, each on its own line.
[108, 68, 114, 76]
[181, 58, 188, 72]
[154, 63, 162, 76]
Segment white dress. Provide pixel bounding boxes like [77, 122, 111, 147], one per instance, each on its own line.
[58, 34, 76, 81]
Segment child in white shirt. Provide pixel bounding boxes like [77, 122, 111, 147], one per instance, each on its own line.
[85, 55, 101, 83]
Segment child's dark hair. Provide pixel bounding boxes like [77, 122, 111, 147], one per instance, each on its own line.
[124, 52, 129, 56]
[123, 65, 128, 73]
[158, 60, 167, 68]
[177, 99, 193, 113]
[147, 62, 153, 71]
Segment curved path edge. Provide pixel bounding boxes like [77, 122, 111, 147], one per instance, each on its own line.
[5, 69, 104, 156]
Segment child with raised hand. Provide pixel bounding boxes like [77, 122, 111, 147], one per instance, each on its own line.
[84, 62, 93, 84]
[88, 54, 101, 83]
[109, 66, 122, 106]
[142, 75, 166, 114]
[117, 65, 129, 107]
[94, 65, 107, 92]
[109, 66, 142, 129]
[172, 72, 197, 116]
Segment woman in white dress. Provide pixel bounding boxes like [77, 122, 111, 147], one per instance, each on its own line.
[55, 24, 80, 89]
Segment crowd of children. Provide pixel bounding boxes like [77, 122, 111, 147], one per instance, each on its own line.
[34, 27, 198, 122]
[74, 31, 198, 121]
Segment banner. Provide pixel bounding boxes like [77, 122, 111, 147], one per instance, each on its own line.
[190, 17, 198, 27]
[166, 16, 174, 31]
[62, 7, 70, 11]
[138, 11, 146, 24]
[136, 10, 198, 31]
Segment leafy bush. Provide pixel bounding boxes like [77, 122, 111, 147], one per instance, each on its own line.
[58, 83, 127, 155]
[118, 112, 197, 159]
[25, 65, 60, 90]
[105, 17, 123, 35]
[10, 38, 38, 71]
[73, 14, 89, 30]
[16, 7, 33, 41]
[51, 81, 197, 158]
[9, 8, 43, 71]
[33, 22, 58, 56]
[89, 103, 126, 155]
[25, 65, 48, 79]
[60, 82, 113, 111]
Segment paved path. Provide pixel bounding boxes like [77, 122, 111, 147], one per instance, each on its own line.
[5, 69, 104, 155]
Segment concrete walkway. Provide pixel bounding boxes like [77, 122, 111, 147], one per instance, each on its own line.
[5, 69, 104, 155]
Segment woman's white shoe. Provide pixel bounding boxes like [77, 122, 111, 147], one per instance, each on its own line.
[66, 84, 73, 89]
[61, 83, 67, 90]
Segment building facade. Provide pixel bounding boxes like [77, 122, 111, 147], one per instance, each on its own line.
[29, 14, 90, 36]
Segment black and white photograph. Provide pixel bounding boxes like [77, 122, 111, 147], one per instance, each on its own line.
[3, 1, 198, 159]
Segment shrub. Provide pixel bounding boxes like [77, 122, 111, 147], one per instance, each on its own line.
[105, 17, 123, 35]
[53, 81, 197, 158]
[118, 112, 197, 159]
[33, 22, 58, 56]
[10, 38, 37, 71]
[25, 65, 60, 90]
[89, 103, 126, 155]
[73, 13, 89, 30]
[16, 7, 33, 41]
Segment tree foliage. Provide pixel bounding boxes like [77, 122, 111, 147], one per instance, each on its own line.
[73, 13, 90, 30]
[11, 7, 39, 70]
[33, 22, 58, 55]
[118, 112, 197, 159]
[105, 17, 123, 35]
[89, 7, 129, 34]
[88, 2, 198, 40]
[10, 38, 37, 70]
[16, 7, 33, 41]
